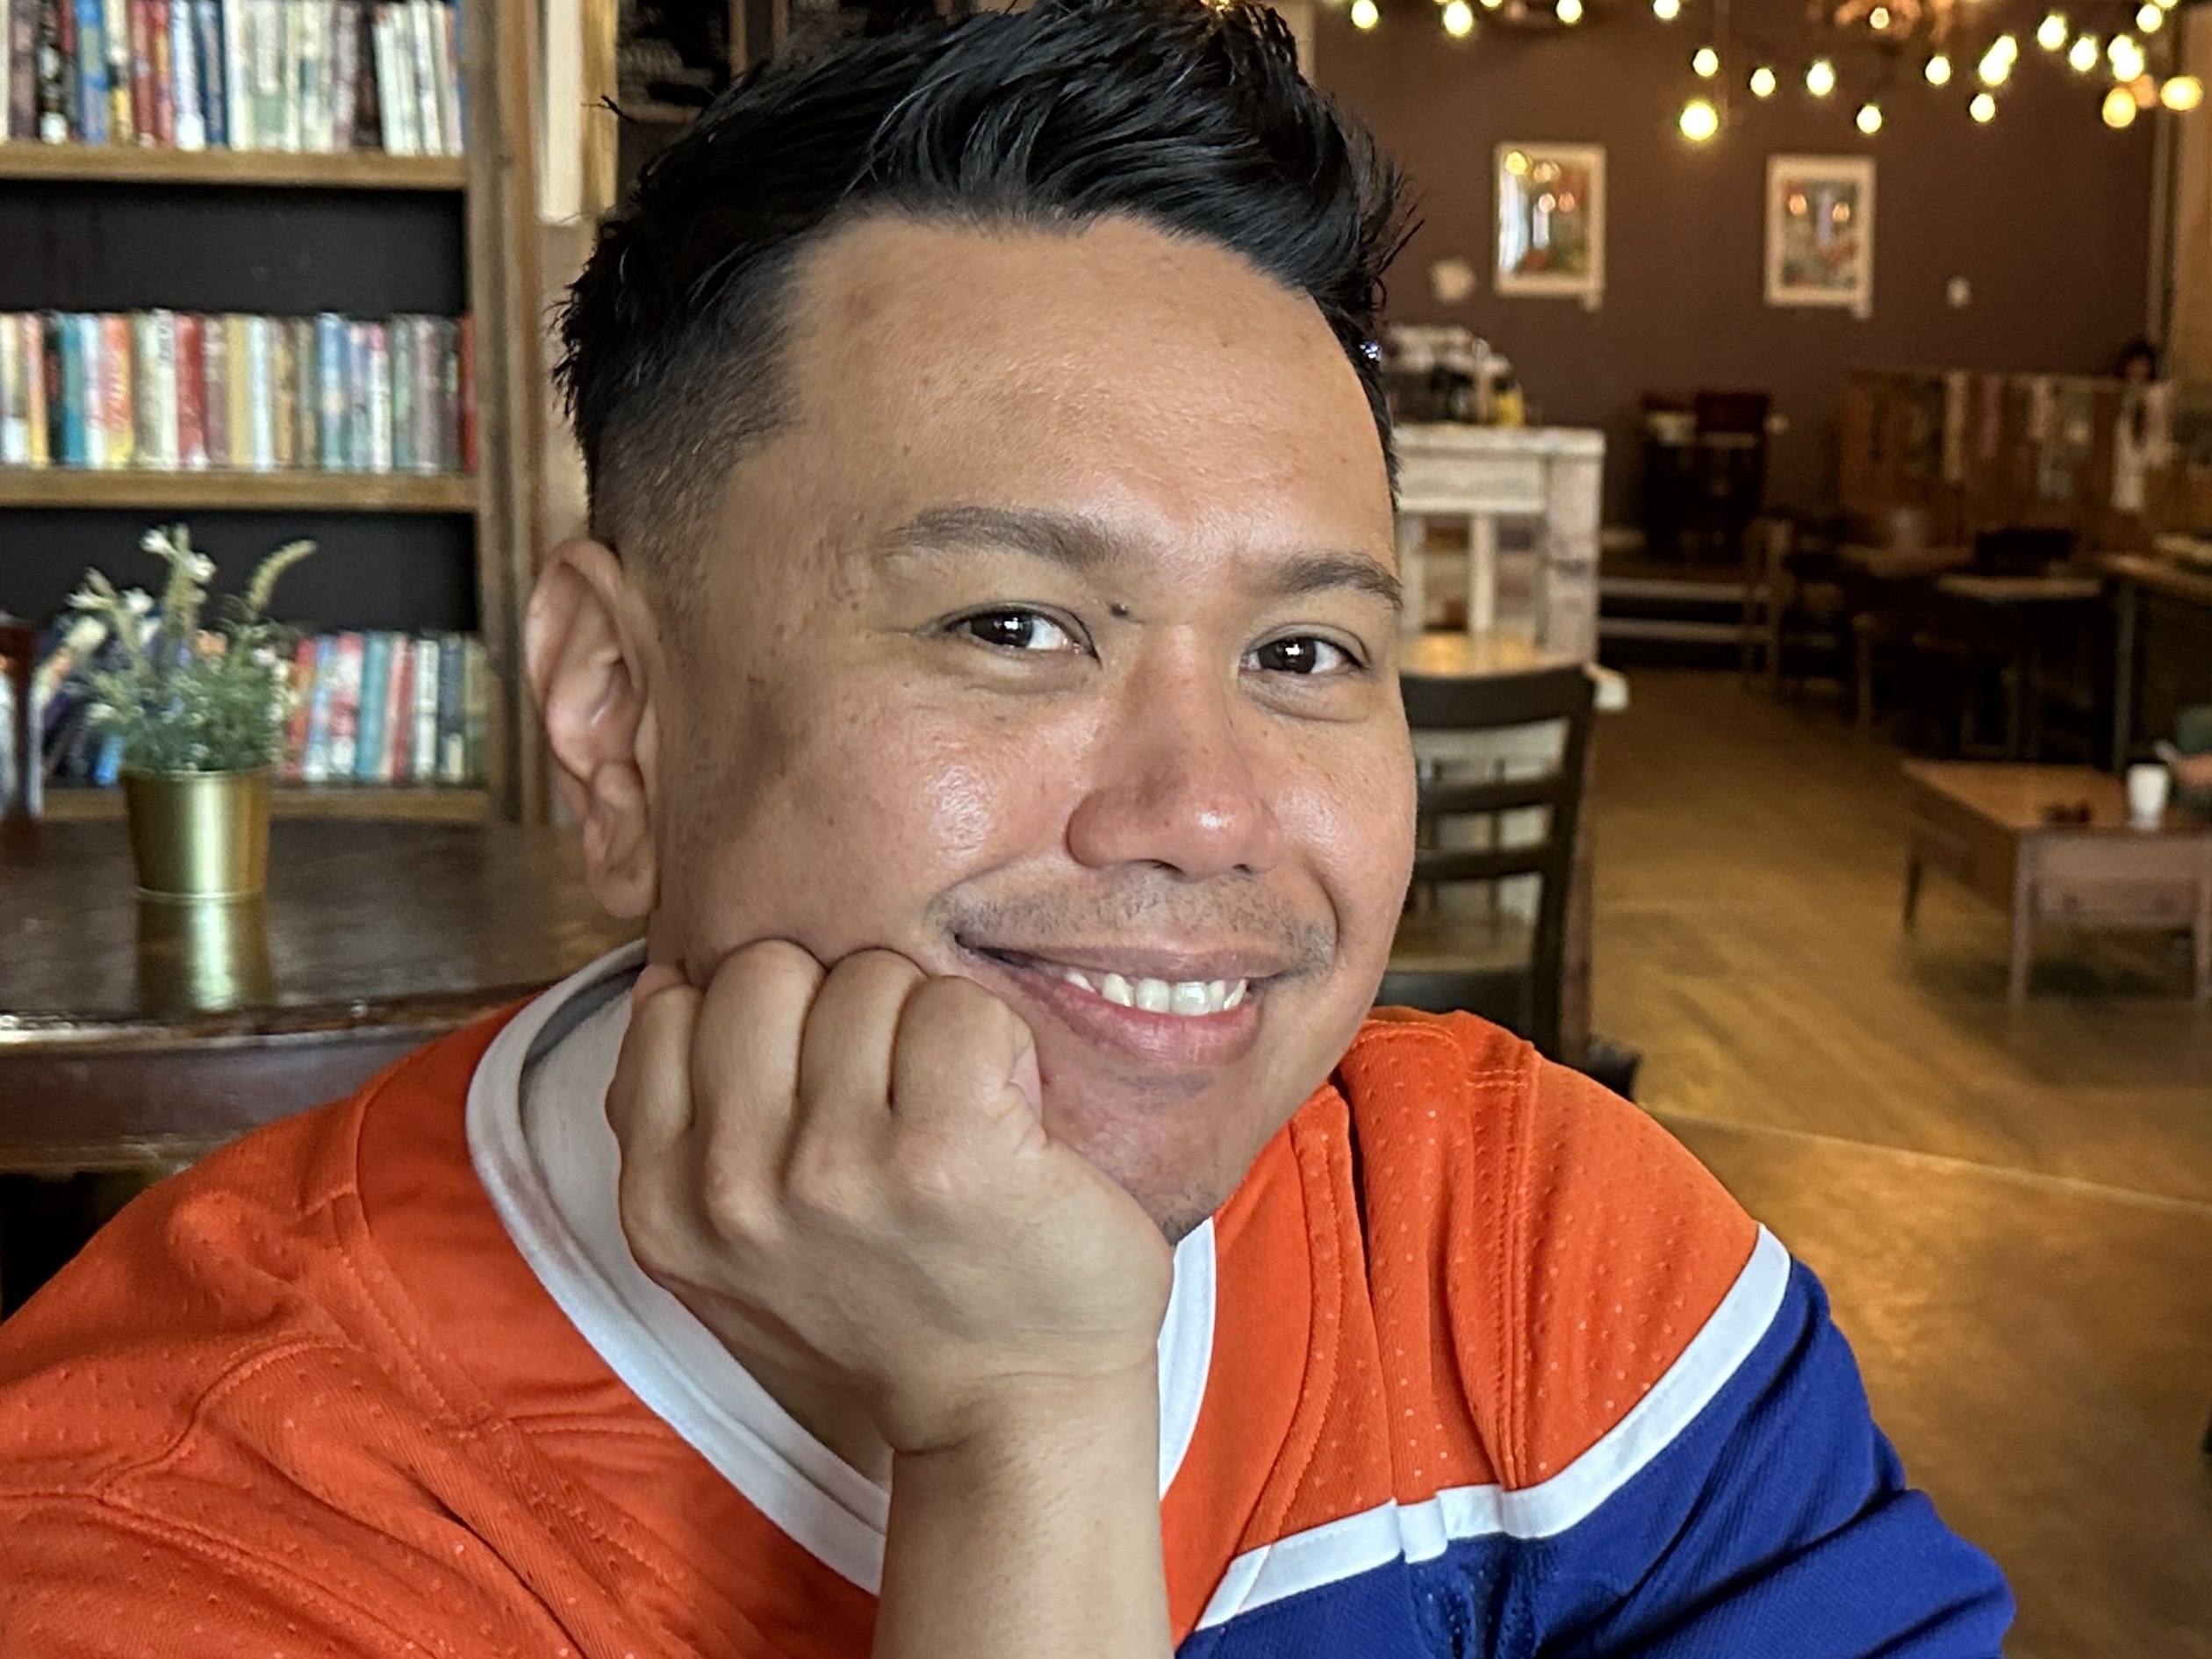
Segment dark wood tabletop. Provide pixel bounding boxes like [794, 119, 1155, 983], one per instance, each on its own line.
[0, 819, 641, 1171]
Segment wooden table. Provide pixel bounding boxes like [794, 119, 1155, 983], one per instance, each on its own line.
[0, 819, 640, 1174]
[1900, 761, 2212, 1002]
[1400, 630, 1627, 1063]
[2098, 551, 2212, 765]
[1929, 571, 2107, 761]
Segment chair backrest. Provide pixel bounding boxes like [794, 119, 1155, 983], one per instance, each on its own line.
[1390, 663, 1597, 1056]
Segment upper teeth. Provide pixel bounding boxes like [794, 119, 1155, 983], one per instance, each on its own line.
[1050, 966, 1248, 1016]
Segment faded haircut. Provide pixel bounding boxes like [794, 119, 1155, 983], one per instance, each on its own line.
[557, 0, 1409, 607]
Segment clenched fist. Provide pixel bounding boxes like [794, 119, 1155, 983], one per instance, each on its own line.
[605, 941, 1177, 1460]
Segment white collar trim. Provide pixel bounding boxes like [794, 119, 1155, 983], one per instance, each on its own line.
[465, 943, 1217, 1594]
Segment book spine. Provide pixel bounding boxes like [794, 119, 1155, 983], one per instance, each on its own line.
[34, 0, 68, 141]
[6, 0, 32, 139]
[314, 309, 343, 470]
[20, 312, 46, 463]
[190, 0, 218, 143]
[403, 0, 432, 154]
[126, 0, 149, 140]
[325, 628, 363, 779]
[54, 313, 82, 464]
[97, 312, 131, 465]
[434, 628, 463, 781]
[363, 317, 389, 471]
[0, 316, 22, 464]
[409, 308, 434, 470]
[147, 307, 177, 466]
[278, 632, 315, 779]
[408, 630, 437, 782]
[128, 311, 156, 460]
[249, 0, 282, 151]
[327, 0, 351, 145]
[169, 0, 200, 145]
[381, 633, 411, 781]
[220, 0, 247, 146]
[244, 311, 271, 470]
[268, 310, 295, 468]
[351, 628, 389, 781]
[71, 0, 104, 141]
[102, 0, 129, 140]
[345, 0, 371, 146]
[459, 633, 485, 785]
[446, 312, 465, 471]
[147, 0, 173, 144]
[173, 310, 206, 467]
[436, 0, 456, 152]
[386, 313, 412, 471]
[343, 317, 368, 470]
[201, 308, 228, 464]
[295, 0, 324, 149]
[288, 311, 314, 469]
[384, 2, 413, 153]
[299, 631, 334, 780]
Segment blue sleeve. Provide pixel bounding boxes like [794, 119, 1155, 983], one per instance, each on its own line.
[1507, 1260, 2014, 1658]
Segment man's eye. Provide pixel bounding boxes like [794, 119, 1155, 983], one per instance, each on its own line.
[1247, 635, 1359, 676]
[954, 609, 1079, 653]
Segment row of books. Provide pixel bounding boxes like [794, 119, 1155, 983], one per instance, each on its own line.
[1, 0, 464, 154]
[0, 309, 475, 474]
[25, 624, 489, 792]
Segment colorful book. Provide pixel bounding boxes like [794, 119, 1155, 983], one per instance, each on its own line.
[323, 628, 363, 778]
[279, 633, 315, 779]
[219, 0, 247, 145]
[298, 632, 336, 779]
[19, 312, 47, 463]
[382, 633, 413, 780]
[200, 308, 228, 465]
[363, 318, 389, 471]
[434, 627, 463, 781]
[314, 311, 345, 469]
[96, 312, 131, 466]
[408, 630, 438, 782]
[352, 627, 391, 781]
[70, 0, 104, 140]
[190, 0, 219, 144]
[147, 0, 174, 144]
[458, 632, 485, 784]
[54, 313, 84, 465]
[169, 0, 201, 146]
[100, 0, 127, 139]
[174, 310, 206, 466]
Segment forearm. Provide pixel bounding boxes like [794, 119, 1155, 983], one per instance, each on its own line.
[873, 1370, 1174, 1659]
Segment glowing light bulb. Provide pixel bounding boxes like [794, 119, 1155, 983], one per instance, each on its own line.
[2137, 4, 2162, 31]
[1692, 45, 1720, 76]
[1653, 0, 1681, 16]
[1970, 90, 1998, 121]
[2103, 84, 2139, 126]
[1350, 0, 1380, 27]
[1924, 53, 1953, 84]
[1678, 97, 1720, 141]
[1856, 100, 1884, 133]
[1749, 65, 1778, 97]
[2068, 32, 2099, 71]
[1978, 41, 2014, 84]
[1555, 0, 1584, 23]
[2036, 11, 2068, 49]
[1441, 0, 1474, 35]
[1869, 4, 1891, 27]
[2109, 34, 2145, 79]
[1806, 57, 1837, 96]
[2162, 75, 2205, 111]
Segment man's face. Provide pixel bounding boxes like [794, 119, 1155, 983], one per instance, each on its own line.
[649, 214, 1415, 1238]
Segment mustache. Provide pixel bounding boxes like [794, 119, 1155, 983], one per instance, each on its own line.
[926, 878, 1337, 979]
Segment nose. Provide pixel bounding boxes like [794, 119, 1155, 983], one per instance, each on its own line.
[1065, 653, 1287, 881]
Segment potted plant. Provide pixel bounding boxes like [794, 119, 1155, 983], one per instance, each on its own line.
[68, 525, 314, 898]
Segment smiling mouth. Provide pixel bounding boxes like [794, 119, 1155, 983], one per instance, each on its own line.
[968, 946, 1258, 1019]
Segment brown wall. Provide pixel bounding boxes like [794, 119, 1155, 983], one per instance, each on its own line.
[1310, 3, 2160, 523]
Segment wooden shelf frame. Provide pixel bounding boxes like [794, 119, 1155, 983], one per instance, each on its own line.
[0, 143, 468, 190]
[0, 469, 476, 513]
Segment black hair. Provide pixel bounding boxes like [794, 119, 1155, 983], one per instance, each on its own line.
[557, 0, 1408, 600]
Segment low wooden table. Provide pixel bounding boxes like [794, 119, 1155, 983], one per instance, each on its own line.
[0, 818, 640, 1174]
[1901, 761, 2212, 1002]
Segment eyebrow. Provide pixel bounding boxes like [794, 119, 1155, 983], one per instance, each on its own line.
[885, 504, 1403, 613]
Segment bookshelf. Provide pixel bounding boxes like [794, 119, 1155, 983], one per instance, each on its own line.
[0, 0, 543, 822]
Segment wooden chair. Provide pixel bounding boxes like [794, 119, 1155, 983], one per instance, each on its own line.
[1380, 664, 1596, 1059]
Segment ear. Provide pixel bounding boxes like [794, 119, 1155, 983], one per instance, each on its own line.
[525, 537, 661, 920]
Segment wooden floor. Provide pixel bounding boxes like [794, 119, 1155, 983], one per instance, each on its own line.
[1591, 671, 2212, 1659]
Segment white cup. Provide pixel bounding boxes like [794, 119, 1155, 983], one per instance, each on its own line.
[2126, 762, 2171, 827]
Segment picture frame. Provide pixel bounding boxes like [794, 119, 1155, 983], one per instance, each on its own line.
[1764, 154, 1876, 317]
[1494, 143, 1605, 308]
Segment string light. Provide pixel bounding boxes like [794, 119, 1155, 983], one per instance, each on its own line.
[1441, 0, 1475, 36]
[1869, 4, 1891, 27]
[1977, 40, 2014, 84]
[1350, 0, 1379, 28]
[1970, 90, 1998, 121]
[1749, 65, 1778, 97]
[2102, 84, 2139, 126]
[1856, 101, 1884, 133]
[1679, 97, 1720, 140]
[2162, 75, 2205, 111]
[1692, 45, 1720, 76]
[1555, 0, 1584, 24]
[1924, 54, 1953, 85]
[1652, 0, 1681, 17]
[2137, 4, 2162, 32]
[2067, 32, 2100, 71]
[2108, 33, 2145, 80]
[2036, 11, 2068, 50]
[1806, 58, 1837, 96]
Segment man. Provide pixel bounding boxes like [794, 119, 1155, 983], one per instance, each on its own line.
[0, 2, 2011, 1654]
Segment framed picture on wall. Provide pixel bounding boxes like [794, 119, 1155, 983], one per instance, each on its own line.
[1494, 143, 1605, 308]
[1765, 154, 1876, 317]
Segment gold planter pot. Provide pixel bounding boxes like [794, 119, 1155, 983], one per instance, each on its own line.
[121, 767, 274, 899]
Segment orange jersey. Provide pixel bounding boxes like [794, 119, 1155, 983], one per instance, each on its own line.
[0, 998, 2008, 1656]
